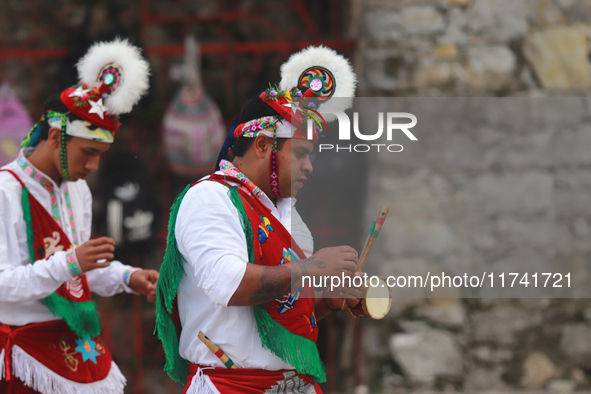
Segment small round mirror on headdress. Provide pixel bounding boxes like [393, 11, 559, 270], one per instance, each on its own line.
[97, 63, 123, 95]
[298, 66, 336, 102]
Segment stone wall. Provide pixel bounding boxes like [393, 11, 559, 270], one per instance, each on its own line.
[356, 0, 591, 392]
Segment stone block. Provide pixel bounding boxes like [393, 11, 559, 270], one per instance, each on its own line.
[495, 218, 555, 248]
[537, 0, 568, 26]
[468, 0, 534, 42]
[462, 172, 553, 216]
[524, 26, 591, 89]
[438, 8, 468, 44]
[531, 97, 586, 129]
[389, 329, 463, 383]
[520, 352, 559, 389]
[468, 46, 516, 74]
[466, 46, 517, 89]
[547, 379, 576, 393]
[413, 61, 465, 89]
[560, 324, 591, 368]
[365, 6, 445, 40]
[464, 366, 508, 390]
[471, 306, 542, 345]
[551, 124, 591, 166]
[415, 301, 466, 328]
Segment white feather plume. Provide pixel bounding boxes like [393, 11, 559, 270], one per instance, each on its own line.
[77, 38, 150, 115]
[279, 45, 356, 122]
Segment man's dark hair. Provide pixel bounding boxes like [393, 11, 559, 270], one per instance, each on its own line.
[38, 93, 88, 141]
[232, 95, 288, 157]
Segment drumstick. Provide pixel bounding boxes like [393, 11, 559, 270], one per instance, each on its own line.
[198, 331, 238, 368]
[340, 207, 389, 309]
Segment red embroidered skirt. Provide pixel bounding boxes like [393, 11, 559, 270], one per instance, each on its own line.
[0, 320, 123, 394]
[184, 363, 323, 394]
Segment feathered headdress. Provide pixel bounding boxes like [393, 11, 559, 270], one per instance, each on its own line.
[21, 38, 150, 182]
[279, 45, 356, 123]
[61, 38, 150, 134]
[230, 45, 357, 144]
[219, 45, 357, 197]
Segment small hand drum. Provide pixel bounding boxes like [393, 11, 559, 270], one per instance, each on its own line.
[360, 276, 392, 320]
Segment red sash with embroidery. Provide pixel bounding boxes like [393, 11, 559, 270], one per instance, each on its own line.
[0, 169, 100, 339]
[0, 321, 112, 383]
[183, 364, 322, 394]
[203, 174, 318, 341]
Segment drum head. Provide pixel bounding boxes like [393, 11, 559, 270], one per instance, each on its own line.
[361, 276, 392, 320]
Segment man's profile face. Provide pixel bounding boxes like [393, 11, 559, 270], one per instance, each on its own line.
[63, 136, 110, 181]
[277, 138, 314, 198]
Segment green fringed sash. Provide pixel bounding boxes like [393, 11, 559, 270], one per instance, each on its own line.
[227, 185, 325, 383]
[154, 184, 192, 384]
[16, 174, 100, 338]
[155, 178, 325, 384]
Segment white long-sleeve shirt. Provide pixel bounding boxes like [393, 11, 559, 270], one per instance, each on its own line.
[176, 172, 314, 370]
[0, 149, 138, 326]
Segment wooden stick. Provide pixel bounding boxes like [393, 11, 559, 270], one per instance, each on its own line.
[340, 207, 389, 309]
[198, 331, 237, 368]
[357, 207, 389, 273]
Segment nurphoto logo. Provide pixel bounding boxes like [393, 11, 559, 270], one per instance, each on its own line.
[308, 110, 418, 153]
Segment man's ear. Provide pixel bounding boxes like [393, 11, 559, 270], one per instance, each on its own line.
[47, 128, 62, 149]
[253, 134, 271, 159]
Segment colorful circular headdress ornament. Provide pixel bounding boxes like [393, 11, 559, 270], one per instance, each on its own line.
[280, 45, 356, 123]
[297, 66, 335, 102]
[97, 63, 123, 94]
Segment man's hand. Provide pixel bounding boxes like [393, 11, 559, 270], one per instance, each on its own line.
[294, 246, 359, 279]
[129, 270, 159, 303]
[76, 237, 115, 272]
[228, 245, 359, 307]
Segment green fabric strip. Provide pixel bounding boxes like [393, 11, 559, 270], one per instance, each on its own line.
[21, 185, 100, 338]
[155, 184, 192, 384]
[227, 186, 255, 263]
[21, 187, 36, 264]
[253, 306, 326, 382]
[59, 114, 71, 182]
[44, 295, 100, 338]
[227, 186, 326, 383]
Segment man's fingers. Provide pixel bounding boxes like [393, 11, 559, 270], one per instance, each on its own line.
[336, 245, 358, 255]
[92, 244, 116, 254]
[146, 270, 160, 283]
[342, 251, 359, 264]
[341, 261, 357, 273]
[93, 253, 114, 262]
[346, 297, 361, 308]
[348, 287, 364, 299]
[86, 237, 116, 246]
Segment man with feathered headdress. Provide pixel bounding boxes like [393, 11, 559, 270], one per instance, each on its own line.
[156, 46, 368, 393]
[0, 39, 158, 394]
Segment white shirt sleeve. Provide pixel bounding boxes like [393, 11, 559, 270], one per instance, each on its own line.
[175, 181, 249, 307]
[85, 260, 138, 296]
[0, 182, 74, 303]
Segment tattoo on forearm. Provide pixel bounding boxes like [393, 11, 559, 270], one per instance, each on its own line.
[249, 265, 292, 305]
[248, 259, 327, 305]
[296, 259, 325, 278]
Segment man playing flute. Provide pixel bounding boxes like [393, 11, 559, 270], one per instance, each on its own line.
[156, 46, 368, 394]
